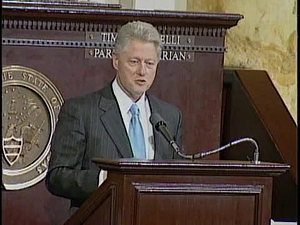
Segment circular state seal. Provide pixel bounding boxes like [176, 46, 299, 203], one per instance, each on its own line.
[2, 65, 64, 190]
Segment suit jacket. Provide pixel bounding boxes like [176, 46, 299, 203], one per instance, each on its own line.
[46, 83, 183, 207]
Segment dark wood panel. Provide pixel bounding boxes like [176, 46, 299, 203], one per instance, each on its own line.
[2, 45, 115, 99]
[138, 193, 257, 225]
[2, 181, 70, 224]
[221, 69, 297, 221]
[236, 70, 297, 182]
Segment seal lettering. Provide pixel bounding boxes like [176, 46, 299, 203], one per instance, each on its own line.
[3, 71, 14, 80]
[2, 65, 64, 190]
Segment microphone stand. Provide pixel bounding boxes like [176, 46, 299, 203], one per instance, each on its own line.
[171, 137, 260, 164]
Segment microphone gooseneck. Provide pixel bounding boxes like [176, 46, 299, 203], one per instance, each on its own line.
[150, 113, 193, 159]
[150, 112, 260, 164]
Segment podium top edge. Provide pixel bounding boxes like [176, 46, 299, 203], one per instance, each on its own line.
[92, 158, 290, 176]
[93, 158, 289, 166]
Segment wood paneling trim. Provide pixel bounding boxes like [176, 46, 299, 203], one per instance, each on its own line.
[2, 19, 229, 38]
[2, 1, 243, 28]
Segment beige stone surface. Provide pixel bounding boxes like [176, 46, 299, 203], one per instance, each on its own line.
[188, 0, 297, 123]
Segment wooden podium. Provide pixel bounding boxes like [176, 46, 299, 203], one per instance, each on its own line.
[65, 159, 289, 225]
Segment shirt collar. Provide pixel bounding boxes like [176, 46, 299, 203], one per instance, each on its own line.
[112, 78, 146, 114]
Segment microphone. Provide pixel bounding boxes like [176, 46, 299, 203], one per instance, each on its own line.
[150, 112, 260, 164]
[150, 113, 186, 158]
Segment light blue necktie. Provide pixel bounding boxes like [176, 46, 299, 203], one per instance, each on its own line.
[129, 104, 146, 159]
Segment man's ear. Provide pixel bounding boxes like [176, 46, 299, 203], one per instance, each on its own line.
[112, 52, 118, 70]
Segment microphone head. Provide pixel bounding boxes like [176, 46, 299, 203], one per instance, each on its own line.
[150, 112, 166, 130]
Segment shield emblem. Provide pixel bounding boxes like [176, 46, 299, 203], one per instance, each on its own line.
[2, 135, 23, 166]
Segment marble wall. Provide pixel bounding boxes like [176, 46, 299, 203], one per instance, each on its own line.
[188, 0, 297, 123]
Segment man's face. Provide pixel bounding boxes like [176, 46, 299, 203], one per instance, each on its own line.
[112, 40, 159, 102]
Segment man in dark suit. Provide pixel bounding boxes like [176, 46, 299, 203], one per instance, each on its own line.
[46, 20, 183, 209]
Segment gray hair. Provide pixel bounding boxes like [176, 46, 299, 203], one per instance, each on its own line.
[114, 21, 162, 59]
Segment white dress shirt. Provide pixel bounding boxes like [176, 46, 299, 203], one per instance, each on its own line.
[98, 78, 154, 186]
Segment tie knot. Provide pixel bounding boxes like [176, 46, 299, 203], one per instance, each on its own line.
[130, 104, 139, 116]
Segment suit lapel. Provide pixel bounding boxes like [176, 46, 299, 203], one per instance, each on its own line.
[98, 86, 133, 158]
[97, 86, 173, 160]
[148, 95, 172, 160]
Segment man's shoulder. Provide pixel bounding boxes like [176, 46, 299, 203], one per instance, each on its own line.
[147, 94, 181, 114]
[64, 85, 112, 106]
